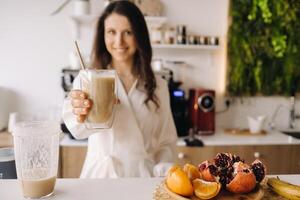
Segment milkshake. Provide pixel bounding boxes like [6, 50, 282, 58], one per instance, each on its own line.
[21, 176, 56, 198]
[80, 69, 117, 129]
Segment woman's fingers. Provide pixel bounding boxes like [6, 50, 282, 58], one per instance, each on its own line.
[71, 99, 92, 108]
[69, 90, 88, 99]
[69, 90, 92, 123]
[73, 107, 89, 115]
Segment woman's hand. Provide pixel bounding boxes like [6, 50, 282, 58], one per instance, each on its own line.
[69, 90, 93, 123]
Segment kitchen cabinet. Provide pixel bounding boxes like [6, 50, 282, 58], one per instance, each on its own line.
[291, 145, 300, 173]
[59, 146, 87, 178]
[58, 144, 300, 178]
[0, 132, 13, 148]
[176, 145, 300, 174]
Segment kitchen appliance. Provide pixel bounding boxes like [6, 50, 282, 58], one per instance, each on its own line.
[0, 147, 17, 179]
[188, 89, 215, 135]
[156, 68, 189, 137]
[169, 83, 188, 137]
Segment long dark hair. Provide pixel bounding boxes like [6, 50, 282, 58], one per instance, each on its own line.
[91, 1, 159, 109]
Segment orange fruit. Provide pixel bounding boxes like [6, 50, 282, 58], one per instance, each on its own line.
[183, 163, 201, 181]
[166, 165, 194, 197]
[192, 178, 221, 199]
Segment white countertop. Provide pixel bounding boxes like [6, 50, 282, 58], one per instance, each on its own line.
[178, 130, 300, 146]
[1, 175, 299, 200]
[60, 130, 300, 147]
[0, 178, 161, 200]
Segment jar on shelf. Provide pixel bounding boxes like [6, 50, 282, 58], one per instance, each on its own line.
[198, 35, 207, 45]
[151, 27, 163, 44]
[164, 27, 176, 44]
[176, 25, 186, 44]
[207, 36, 219, 45]
[188, 35, 197, 45]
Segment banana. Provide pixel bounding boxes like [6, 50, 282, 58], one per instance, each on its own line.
[267, 177, 300, 200]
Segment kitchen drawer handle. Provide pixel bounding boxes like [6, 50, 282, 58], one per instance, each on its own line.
[254, 152, 261, 158]
[178, 152, 186, 159]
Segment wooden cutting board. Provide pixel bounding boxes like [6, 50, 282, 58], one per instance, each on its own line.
[153, 178, 285, 200]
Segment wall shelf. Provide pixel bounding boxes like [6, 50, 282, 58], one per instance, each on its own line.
[151, 44, 220, 50]
[69, 15, 219, 50]
[69, 15, 167, 39]
[69, 15, 166, 25]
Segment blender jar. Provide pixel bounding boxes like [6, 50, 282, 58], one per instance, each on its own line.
[12, 121, 60, 199]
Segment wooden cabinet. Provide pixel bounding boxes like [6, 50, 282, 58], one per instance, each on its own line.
[291, 145, 300, 173]
[59, 146, 87, 178]
[176, 145, 300, 174]
[0, 132, 13, 148]
[58, 144, 300, 178]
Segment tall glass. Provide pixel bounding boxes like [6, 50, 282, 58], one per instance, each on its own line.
[79, 69, 117, 129]
[12, 121, 60, 199]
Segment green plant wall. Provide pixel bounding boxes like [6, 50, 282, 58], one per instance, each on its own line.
[227, 0, 300, 96]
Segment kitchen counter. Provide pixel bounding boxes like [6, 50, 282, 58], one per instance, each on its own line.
[0, 177, 161, 200]
[0, 175, 299, 200]
[2, 130, 300, 148]
[179, 130, 300, 146]
[60, 130, 300, 147]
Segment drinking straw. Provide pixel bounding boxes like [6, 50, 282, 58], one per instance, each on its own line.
[74, 41, 86, 70]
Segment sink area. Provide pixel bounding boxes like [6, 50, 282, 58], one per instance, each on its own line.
[280, 130, 300, 139]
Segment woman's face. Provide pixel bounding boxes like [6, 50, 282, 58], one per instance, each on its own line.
[104, 13, 137, 65]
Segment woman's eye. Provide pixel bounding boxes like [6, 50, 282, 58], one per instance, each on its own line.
[124, 31, 132, 35]
[107, 30, 115, 34]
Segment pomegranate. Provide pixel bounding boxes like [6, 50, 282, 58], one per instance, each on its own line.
[251, 159, 266, 183]
[197, 153, 266, 194]
[198, 160, 218, 182]
[214, 153, 234, 168]
[226, 162, 257, 193]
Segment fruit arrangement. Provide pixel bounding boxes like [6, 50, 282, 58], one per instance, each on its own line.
[165, 152, 266, 199]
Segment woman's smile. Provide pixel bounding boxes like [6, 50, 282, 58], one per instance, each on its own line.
[113, 47, 128, 52]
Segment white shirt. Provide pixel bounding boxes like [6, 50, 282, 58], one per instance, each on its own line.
[62, 72, 178, 178]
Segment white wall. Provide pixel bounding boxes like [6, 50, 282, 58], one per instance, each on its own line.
[0, 0, 73, 118]
[0, 0, 299, 131]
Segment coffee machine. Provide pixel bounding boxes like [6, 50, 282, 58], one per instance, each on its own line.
[188, 88, 215, 135]
[156, 68, 189, 137]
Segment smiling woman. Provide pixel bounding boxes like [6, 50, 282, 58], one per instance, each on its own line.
[62, 1, 178, 179]
[91, 1, 156, 103]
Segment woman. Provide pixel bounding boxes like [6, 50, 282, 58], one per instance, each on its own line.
[63, 1, 177, 178]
